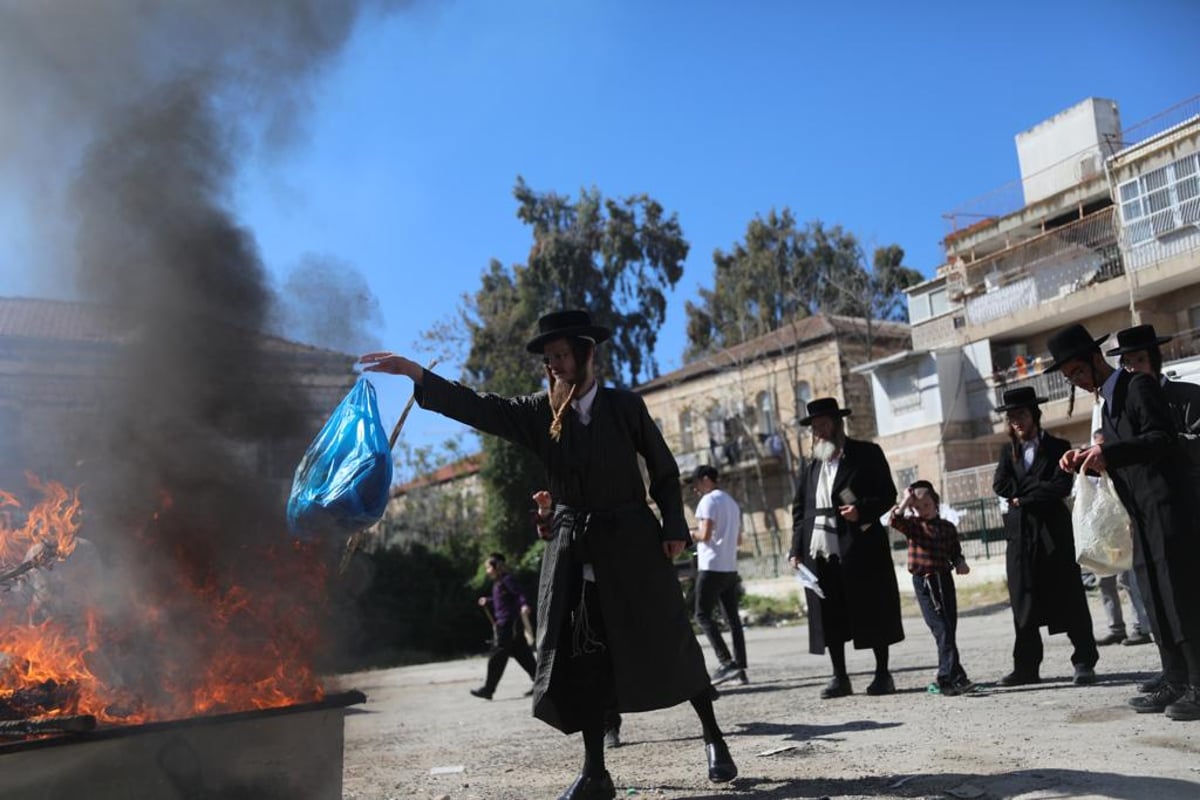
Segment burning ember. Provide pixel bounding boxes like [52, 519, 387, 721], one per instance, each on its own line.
[0, 475, 325, 727]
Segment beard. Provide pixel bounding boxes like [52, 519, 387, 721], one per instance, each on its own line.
[549, 364, 591, 410]
[812, 437, 841, 462]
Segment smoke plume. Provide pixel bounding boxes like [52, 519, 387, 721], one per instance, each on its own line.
[0, 0, 402, 704]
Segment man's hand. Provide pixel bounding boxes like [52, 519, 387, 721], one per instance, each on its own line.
[1059, 447, 1087, 473]
[788, 555, 800, 570]
[1078, 445, 1107, 475]
[532, 490, 553, 511]
[838, 504, 859, 522]
[358, 352, 424, 383]
[956, 562, 971, 576]
[663, 540, 686, 560]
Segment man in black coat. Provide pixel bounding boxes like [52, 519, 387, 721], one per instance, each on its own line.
[1106, 324, 1200, 434]
[361, 310, 737, 799]
[789, 397, 903, 698]
[991, 387, 1098, 687]
[1055, 323, 1200, 721]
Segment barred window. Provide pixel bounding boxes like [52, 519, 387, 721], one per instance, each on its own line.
[1118, 152, 1200, 245]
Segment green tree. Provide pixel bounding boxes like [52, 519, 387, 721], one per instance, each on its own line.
[684, 211, 920, 360]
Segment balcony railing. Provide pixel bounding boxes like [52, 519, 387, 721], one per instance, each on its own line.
[959, 208, 1123, 326]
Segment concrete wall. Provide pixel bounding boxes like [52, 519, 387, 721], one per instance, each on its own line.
[1017, 97, 1121, 205]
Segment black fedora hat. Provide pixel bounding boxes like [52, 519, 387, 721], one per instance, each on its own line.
[798, 397, 852, 426]
[1043, 323, 1108, 373]
[994, 386, 1049, 413]
[1104, 324, 1173, 356]
[525, 310, 612, 354]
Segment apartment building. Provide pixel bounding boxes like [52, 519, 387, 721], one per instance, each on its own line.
[856, 95, 1200, 520]
[637, 314, 909, 575]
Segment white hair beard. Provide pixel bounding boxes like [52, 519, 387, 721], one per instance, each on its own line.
[812, 437, 840, 462]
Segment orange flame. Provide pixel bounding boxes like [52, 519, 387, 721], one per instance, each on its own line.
[0, 478, 326, 726]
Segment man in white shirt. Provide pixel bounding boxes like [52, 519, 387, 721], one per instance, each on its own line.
[687, 465, 747, 686]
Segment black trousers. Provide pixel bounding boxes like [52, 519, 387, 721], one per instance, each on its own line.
[482, 617, 537, 693]
[913, 571, 965, 684]
[694, 570, 746, 669]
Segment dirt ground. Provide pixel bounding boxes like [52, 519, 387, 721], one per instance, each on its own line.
[334, 562, 1200, 800]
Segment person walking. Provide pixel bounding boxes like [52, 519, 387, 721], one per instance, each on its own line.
[471, 552, 537, 700]
[992, 386, 1098, 687]
[686, 464, 748, 687]
[361, 310, 736, 799]
[1054, 323, 1200, 720]
[888, 480, 975, 696]
[788, 397, 903, 699]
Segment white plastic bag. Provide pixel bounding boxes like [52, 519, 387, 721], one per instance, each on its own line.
[1072, 472, 1133, 576]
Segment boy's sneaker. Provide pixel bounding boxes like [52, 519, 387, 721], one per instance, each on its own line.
[926, 682, 943, 695]
[711, 662, 743, 686]
[944, 676, 977, 696]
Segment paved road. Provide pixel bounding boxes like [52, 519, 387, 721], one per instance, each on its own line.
[338, 586, 1200, 800]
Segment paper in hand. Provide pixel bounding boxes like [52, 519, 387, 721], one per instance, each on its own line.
[794, 563, 825, 599]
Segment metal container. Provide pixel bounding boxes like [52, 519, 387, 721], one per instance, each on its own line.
[0, 690, 365, 799]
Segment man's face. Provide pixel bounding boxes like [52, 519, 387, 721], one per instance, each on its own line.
[811, 415, 838, 443]
[543, 338, 585, 385]
[1006, 407, 1037, 441]
[1061, 355, 1098, 392]
[1120, 350, 1154, 376]
[691, 476, 714, 496]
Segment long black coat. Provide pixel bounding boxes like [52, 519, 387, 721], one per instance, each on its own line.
[415, 371, 709, 733]
[1101, 370, 1200, 646]
[992, 432, 1091, 633]
[788, 438, 903, 654]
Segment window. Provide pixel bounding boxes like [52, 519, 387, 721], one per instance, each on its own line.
[679, 408, 694, 452]
[1118, 152, 1200, 245]
[896, 466, 919, 489]
[795, 380, 812, 421]
[756, 391, 777, 436]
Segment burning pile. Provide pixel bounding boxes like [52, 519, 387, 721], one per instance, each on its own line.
[0, 475, 325, 728]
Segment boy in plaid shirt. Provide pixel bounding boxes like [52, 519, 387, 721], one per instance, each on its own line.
[888, 480, 975, 695]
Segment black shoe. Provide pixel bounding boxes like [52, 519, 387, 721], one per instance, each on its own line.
[1129, 682, 1186, 714]
[942, 676, 977, 696]
[1165, 686, 1200, 721]
[820, 675, 852, 699]
[1139, 672, 1166, 693]
[705, 739, 737, 783]
[557, 770, 615, 800]
[998, 670, 1040, 687]
[866, 673, 896, 696]
[1096, 632, 1125, 646]
[1073, 664, 1097, 686]
[1122, 632, 1153, 646]
[469, 687, 493, 700]
[711, 662, 742, 686]
[604, 726, 621, 748]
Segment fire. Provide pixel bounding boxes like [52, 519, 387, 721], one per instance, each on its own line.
[0, 476, 326, 726]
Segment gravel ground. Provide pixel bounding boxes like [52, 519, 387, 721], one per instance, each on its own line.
[335, 565, 1200, 800]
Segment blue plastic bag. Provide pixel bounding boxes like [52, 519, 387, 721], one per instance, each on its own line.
[287, 377, 394, 540]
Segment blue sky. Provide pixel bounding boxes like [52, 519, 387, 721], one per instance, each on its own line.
[4, 0, 1198, 467]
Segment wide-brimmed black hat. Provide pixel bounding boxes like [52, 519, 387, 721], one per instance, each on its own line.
[525, 310, 612, 354]
[1104, 324, 1173, 356]
[798, 397, 852, 426]
[1043, 323, 1108, 373]
[685, 464, 719, 484]
[994, 386, 1049, 413]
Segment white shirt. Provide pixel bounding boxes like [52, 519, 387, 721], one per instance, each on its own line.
[572, 380, 598, 425]
[695, 488, 742, 572]
[1021, 436, 1038, 469]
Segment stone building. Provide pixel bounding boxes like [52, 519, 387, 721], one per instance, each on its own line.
[637, 313, 910, 576]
